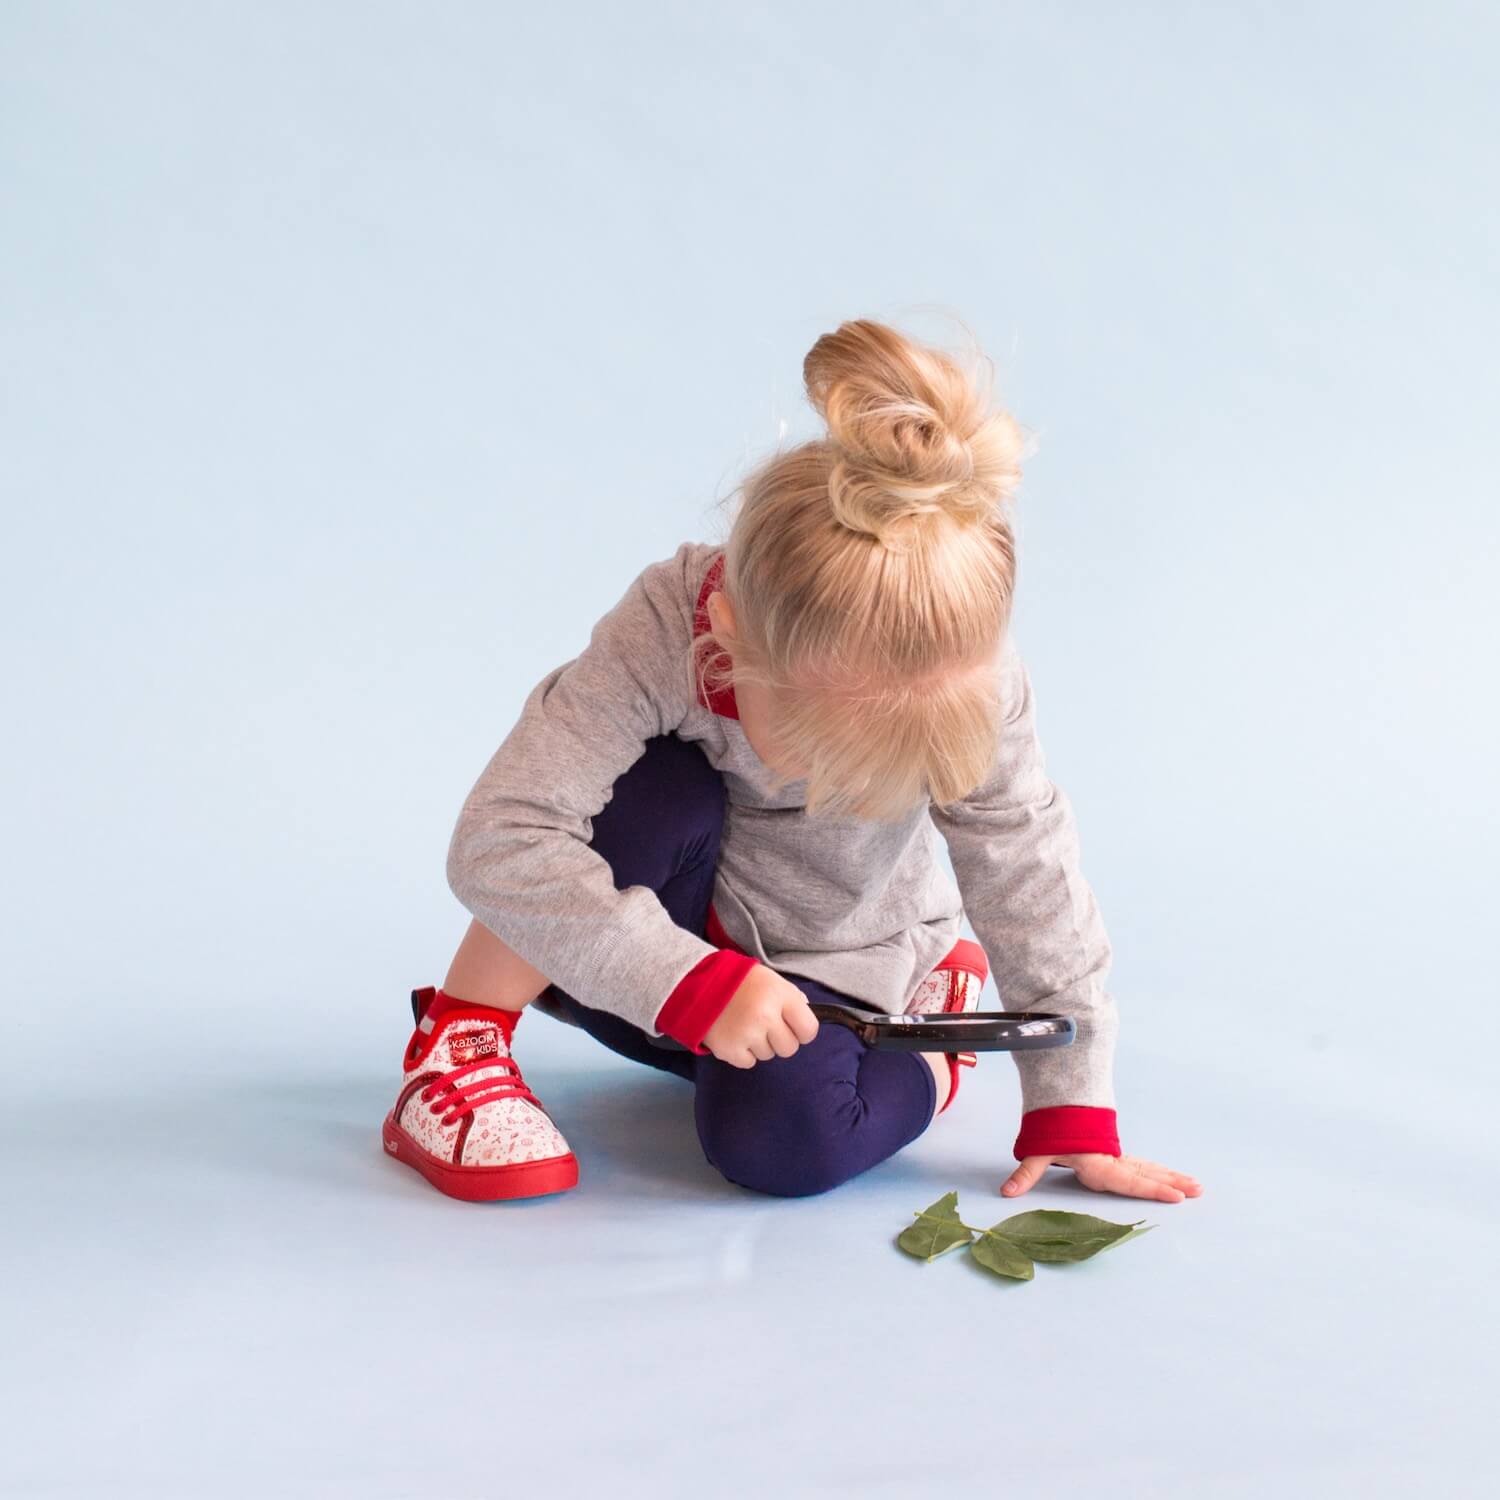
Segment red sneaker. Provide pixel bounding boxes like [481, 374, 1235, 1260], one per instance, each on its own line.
[381, 987, 579, 1201]
[906, 939, 989, 1114]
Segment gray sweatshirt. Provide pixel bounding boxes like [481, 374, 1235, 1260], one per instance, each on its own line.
[446, 539, 1119, 1125]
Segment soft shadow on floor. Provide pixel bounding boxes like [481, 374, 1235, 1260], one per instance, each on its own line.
[16, 1059, 1022, 1211]
[18, 1062, 752, 1205]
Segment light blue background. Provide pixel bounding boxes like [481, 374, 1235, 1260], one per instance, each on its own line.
[3, 3, 1495, 1496]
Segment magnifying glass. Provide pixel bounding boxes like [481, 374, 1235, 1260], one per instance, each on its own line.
[648, 999, 1075, 1054]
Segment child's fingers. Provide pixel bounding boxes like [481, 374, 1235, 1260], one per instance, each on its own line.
[1120, 1157, 1201, 1195]
[1136, 1180, 1186, 1203]
[1102, 1160, 1185, 1203]
[1139, 1161, 1201, 1192]
[1149, 1167, 1201, 1193]
[708, 1041, 757, 1070]
[764, 1017, 802, 1059]
[783, 999, 820, 1045]
[1001, 1157, 1051, 1196]
[1129, 1155, 1187, 1177]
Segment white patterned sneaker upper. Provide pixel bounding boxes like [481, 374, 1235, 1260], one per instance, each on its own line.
[904, 966, 984, 1017]
[395, 1012, 572, 1169]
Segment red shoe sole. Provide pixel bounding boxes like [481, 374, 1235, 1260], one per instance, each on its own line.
[381, 1113, 579, 1202]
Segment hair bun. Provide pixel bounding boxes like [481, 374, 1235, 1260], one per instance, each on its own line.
[803, 318, 1027, 546]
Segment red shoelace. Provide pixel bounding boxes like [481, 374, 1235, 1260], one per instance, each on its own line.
[420, 1055, 542, 1127]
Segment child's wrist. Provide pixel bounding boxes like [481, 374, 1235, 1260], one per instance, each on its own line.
[1013, 1105, 1120, 1160]
[655, 950, 763, 1053]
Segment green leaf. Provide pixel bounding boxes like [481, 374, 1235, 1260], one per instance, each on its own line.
[985, 1209, 1153, 1263]
[897, 1191, 977, 1262]
[970, 1231, 1035, 1281]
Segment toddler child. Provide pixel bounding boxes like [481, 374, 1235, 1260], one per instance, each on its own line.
[382, 318, 1201, 1207]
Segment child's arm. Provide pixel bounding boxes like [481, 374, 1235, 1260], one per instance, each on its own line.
[444, 544, 761, 1048]
[930, 636, 1200, 1204]
[929, 636, 1119, 1147]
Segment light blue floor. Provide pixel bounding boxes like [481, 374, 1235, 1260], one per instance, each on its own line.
[4, 1005, 1490, 1498]
[4, 3, 1496, 1495]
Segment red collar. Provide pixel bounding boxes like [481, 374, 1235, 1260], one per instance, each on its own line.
[693, 552, 740, 719]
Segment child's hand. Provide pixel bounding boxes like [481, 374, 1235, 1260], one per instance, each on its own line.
[703, 967, 820, 1069]
[1001, 1153, 1202, 1204]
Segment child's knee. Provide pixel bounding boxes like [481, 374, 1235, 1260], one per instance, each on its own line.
[696, 1077, 863, 1197]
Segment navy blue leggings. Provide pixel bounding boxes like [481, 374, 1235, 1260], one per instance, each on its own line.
[538, 732, 938, 1197]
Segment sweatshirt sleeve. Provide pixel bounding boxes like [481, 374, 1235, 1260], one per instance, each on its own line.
[927, 635, 1122, 1160]
[444, 542, 759, 1045]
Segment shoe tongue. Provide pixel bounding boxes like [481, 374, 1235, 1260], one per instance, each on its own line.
[413, 992, 519, 1067]
[420, 1000, 518, 1068]
[441, 1020, 504, 1067]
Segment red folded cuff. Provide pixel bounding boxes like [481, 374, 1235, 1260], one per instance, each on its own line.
[1013, 1105, 1121, 1160]
[654, 948, 761, 1054]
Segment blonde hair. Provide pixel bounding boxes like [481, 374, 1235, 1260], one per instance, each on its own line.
[692, 317, 1032, 823]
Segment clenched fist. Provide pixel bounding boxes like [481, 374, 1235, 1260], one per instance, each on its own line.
[702, 965, 820, 1069]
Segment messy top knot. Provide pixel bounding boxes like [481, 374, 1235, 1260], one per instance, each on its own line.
[695, 316, 1029, 823]
[803, 318, 1025, 549]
